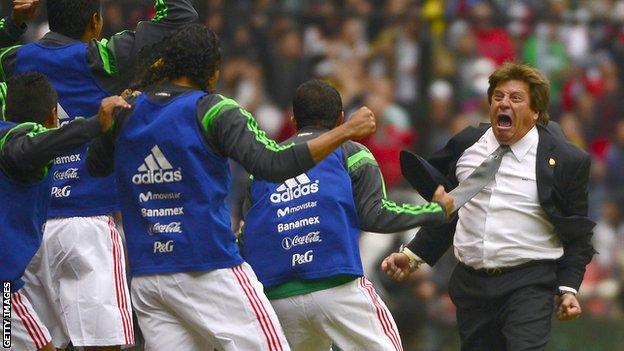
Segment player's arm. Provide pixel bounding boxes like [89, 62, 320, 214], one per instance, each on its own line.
[200, 95, 375, 183]
[0, 118, 102, 182]
[0, 0, 38, 47]
[556, 154, 595, 292]
[0, 1, 40, 81]
[88, 0, 198, 93]
[346, 142, 450, 233]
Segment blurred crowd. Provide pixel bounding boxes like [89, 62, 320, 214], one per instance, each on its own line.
[6, 0, 624, 349]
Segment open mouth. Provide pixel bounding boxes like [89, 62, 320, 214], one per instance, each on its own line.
[497, 114, 512, 129]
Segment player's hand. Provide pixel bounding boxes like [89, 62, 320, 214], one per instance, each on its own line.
[12, 0, 39, 24]
[343, 106, 376, 139]
[98, 96, 131, 133]
[432, 185, 454, 219]
[556, 293, 582, 321]
[381, 252, 413, 282]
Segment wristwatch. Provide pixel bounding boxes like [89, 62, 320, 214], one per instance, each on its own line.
[399, 244, 424, 271]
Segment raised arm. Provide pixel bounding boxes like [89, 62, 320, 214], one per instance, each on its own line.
[0, 0, 40, 81]
[203, 95, 375, 182]
[89, 0, 198, 93]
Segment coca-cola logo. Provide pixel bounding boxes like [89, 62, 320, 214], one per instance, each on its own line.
[53, 168, 79, 181]
[282, 231, 322, 250]
[148, 222, 182, 235]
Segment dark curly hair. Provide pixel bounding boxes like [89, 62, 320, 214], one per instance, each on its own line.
[293, 79, 343, 129]
[131, 23, 221, 91]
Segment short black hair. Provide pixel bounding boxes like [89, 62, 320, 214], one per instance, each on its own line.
[47, 0, 101, 40]
[133, 23, 221, 91]
[292, 79, 343, 129]
[5, 72, 58, 124]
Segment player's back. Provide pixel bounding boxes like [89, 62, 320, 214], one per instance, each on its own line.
[113, 89, 244, 276]
[13, 39, 118, 217]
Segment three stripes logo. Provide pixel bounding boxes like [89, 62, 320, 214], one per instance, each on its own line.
[270, 174, 319, 204]
[132, 145, 182, 185]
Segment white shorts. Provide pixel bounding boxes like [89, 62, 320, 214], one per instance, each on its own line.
[22, 215, 134, 348]
[270, 276, 403, 351]
[7, 289, 52, 351]
[131, 262, 290, 351]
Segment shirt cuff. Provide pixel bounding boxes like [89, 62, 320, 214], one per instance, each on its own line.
[400, 246, 425, 269]
[558, 286, 578, 295]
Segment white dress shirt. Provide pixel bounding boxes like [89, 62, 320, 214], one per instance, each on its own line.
[453, 126, 564, 269]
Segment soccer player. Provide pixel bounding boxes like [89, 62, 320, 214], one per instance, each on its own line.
[86, 23, 376, 351]
[0, 72, 129, 351]
[241, 79, 453, 351]
[0, 1, 198, 349]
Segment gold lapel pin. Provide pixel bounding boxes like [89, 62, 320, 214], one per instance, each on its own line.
[548, 157, 556, 167]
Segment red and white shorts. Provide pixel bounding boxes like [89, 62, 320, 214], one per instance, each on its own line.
[22, 215, 134, 348]
[8, 289, 51, 351]
[131, 262, 290, 351]
[270, 276, 404, 351]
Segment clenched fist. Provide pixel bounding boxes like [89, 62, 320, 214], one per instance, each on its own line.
[12, 0, 39, 24]
[343, 106, 376, 140]
[381, 252, 414, 282]
[556, 293, 582, 321]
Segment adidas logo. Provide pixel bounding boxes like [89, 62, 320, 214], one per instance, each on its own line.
[270, 174, 319, 204]
[132, 145, 182, 185]
[57, 103, 71, 127]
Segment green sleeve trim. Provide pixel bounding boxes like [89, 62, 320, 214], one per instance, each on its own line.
[0, 19, 6, 30]
[0, 122, 50, 152]
[381, 199, 443, 216]
[0, 45, 20, 81]
[201, 95, 239, 132]
[203, 95, 294, 153]
[239, 107, 294, 152]
[96, 39, 117, 76]
[0, 82, 6, 120]
[347, 149, 377, 172]
[153, 0, 169, 23]
[372, 164, 442, 216]
[378, 168, 388, 197]
[0, 122, 53, 178]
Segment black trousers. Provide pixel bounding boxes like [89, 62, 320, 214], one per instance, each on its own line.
[448, 261, 558, 351]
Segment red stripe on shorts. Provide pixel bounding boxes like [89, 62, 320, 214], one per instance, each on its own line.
[363, 278, 403, 351]
[108, 218, 133, 344]
[236, 265, 284, 351]
[232, 265, 283, 351]
[12, 292, 46, 349]
[360, 277, 403, 351]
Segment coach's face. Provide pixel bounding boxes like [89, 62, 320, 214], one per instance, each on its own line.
[489, 79, 538, 145]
